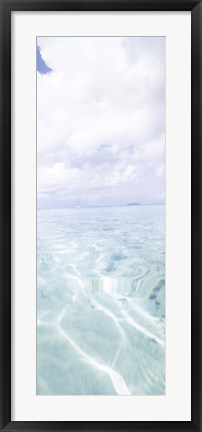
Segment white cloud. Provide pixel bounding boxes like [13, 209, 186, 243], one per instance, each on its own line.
[155, 163, 165, 177]
[37, 37, 165, 207]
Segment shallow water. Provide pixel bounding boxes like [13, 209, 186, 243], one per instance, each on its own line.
[37, 205, 165, 395]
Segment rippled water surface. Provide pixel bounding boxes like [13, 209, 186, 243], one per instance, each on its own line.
[37, 205, 165, 395]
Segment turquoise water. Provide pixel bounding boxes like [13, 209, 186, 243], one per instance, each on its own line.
[37, 205, 165, 395]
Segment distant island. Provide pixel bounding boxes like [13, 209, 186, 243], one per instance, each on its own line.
[126, 202, 141, 206]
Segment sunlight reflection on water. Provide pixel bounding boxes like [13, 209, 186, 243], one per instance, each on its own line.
[37, 205, 165, 395]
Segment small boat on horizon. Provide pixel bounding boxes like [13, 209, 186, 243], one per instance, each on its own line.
[75, 199, 80, 208]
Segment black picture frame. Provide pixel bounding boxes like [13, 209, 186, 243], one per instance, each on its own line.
[0, 0, 201, 430]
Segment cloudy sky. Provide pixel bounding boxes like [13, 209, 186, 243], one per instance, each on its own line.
[37, 37, 165, 208]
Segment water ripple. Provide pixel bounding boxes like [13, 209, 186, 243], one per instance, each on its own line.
[37, 205, 165, 395]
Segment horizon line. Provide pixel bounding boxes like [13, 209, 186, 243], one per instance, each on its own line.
[37, 202, 165, 210]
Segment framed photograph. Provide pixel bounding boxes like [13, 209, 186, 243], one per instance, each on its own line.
[0, 0, 201, 430]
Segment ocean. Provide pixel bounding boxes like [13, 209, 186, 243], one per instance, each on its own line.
[37, 205, 165, 395]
